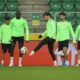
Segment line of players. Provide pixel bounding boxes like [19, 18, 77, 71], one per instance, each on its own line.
[0, 11, 80, 67]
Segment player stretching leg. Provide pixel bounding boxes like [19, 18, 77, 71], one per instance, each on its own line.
[11, 11, 29, 67]
[30, 12, 57, 66]
[57, 12, 75, 66]
[74, 25, 80, 66]
[0, 17, 13, 66]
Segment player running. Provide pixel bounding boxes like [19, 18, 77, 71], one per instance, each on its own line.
[10, 11, 29, 67]
[57, 12, 75, 66]
[29, 12, 57, 66]
[0, 17, 12, 66]
[74, 25, 80, 66]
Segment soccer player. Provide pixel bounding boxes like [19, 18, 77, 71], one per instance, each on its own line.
[11, 11, 29, 67]
[29, 12, 57, 66]
[0, 17, 12, 66]
[74, 25, 80, 66]
[57, 12, 75, 66]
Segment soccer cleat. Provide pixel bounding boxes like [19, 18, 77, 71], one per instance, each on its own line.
[62, 60, 69, 66]
[62, 61, 66, 66]
[9, 63, 13, 67]
[19, 64, 22, 67]
[76, 64, 80, 66]
[29, 51, 35, 56]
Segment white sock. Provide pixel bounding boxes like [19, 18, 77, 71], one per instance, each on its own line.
[9, 57, 13, 66]
[65, 60, 69, 66]
[19, 57, 22, 67]
[29, 51, 35, 56]
[78, 59, 80, 64]
[54, 60, 57, 66]
[10, 57, 13, 63]
[1, 60, 4, 65]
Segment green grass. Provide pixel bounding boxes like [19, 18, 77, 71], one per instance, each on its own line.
[0, 66, 80, 80]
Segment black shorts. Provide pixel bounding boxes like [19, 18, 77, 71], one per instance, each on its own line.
[2, 44, 12, 53]
[12, 36, 24, 50]
[78, 41, 80, 50]
[12, 36, 24, 43]
[58, 40, 69, 51]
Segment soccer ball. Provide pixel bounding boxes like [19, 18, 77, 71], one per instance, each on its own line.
[58, 51, 64, 57]
[20, 47, 28, 54]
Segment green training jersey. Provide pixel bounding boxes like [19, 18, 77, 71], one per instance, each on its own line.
[75, 25, 80, 42]
[57, 20, 74, 41]
[11, 17, 29, 41]
[41, 18, 56, 39]
[0, 23, 12, 44]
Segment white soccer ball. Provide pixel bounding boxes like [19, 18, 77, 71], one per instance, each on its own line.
[58, 51, 64, 56]
[20, 47, 28, 54]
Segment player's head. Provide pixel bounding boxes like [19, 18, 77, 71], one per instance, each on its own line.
[43, 12, 51, 20]
[59, 12, 66, 21]
[5, 17, 10, 25]
[16, 10, 21, 19]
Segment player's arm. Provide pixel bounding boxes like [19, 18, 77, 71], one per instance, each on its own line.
[69, 22, 75, 43]
[0, 26, 2, 43]
[10, 19, 14, 31]
[24, 20, 29, 42]
[41, 30, 47, 37]
[74, 26, 79, 43]
[56, 22, 59, 41]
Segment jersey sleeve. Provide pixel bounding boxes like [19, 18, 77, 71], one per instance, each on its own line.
[41, 30, 47, 37]
[74, 26, 79, 42]
[56, 22, 59, 41]
[69, 22, 75, 43]
[0, 26, 3, 42]
[10, 19, 14, 30]
[24, 20, 29, 41]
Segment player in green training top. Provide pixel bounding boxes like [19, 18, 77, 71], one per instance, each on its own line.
[29, 12, 57, 66]
[74, 25, 80, 66]
[0, 17, 12, 66]
[11, 11, 29, 67]
[57, 12, 75, 66]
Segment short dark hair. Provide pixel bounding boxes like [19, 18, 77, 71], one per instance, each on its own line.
[43, 12, 51, 17]
[59, 12, 66, 16]
[16, 10, 21, 15]
[5, 16, 10, 20]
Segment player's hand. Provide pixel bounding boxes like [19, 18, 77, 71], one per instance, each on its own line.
[38, 35, 42, 39]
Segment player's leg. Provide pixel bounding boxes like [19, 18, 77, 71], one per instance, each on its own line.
[58, 41, 64, 57]
[30, 37, 49, 56]
[8, 44, 14, 67]
[77, 50, 80, 66]
[10, 37, 17, 66]
[58, 41, 66, 66]
[12, 37, 17, 54]
[76, 41, 80, 66]
[18, 37, 24, 67]
[63, 40, 69, 66]
[48, 39, 57, 66]
[1, 44, 7, 65]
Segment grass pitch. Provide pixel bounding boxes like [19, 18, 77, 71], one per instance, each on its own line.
[0, 66, 80, 80]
